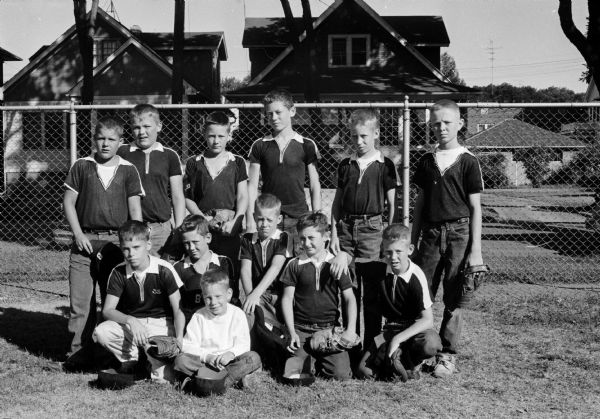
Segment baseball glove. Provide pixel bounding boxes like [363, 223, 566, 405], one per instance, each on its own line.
[207, 209, 236, 233]
[388, 347, 408, 382]
[147, 336, 182, 361]
[309, 326, 361, 354]
[463, 264, 490, 292]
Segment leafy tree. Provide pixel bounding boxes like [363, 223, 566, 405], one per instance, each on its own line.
[220, 76, 250, 94]
[472, 83, 585, 102]
[474, 152, 509, 188]
[440, 52, 465, 86]
[519, 147, 554, 187]
[559, 0, 600, 89]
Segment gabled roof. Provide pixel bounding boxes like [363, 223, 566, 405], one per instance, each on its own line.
[585, 79, 598, 102]
[66, 37, 199, 95]
[247, 0, 449, 87]
[465, 119, 587, 148]
[0, 46, 22, 61]
[243, 16, 449, 47]
[141, 32, 227, 60]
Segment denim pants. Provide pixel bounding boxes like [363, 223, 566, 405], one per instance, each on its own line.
[284, 324, 352, 381]
[209, 232, 241, 298]
[93, 317, 176, 382]
[68, 232, 120, 355]
[337, 215, 384, 349]
[173, 351, 262, 385]
[278, 213, 301, 256]
[148, 220, 172, 257]
[415, 217, 471, 354]
[357, 327, 442, 379]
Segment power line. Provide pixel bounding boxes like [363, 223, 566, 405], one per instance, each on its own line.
[460, 58, 583, 71]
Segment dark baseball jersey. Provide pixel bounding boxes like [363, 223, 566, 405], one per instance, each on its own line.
[248, 133, 320, 218]
[239, 229, 292, 292]
[107, 255, 183, 318]
[174, 252, 234, 315]
[117, 143, 183, 223]
[280, 252, 352, 325]
[413, 148, 483, 223]
[64, 156, 144, 230]
[184, 152, 248, 212]
[376, 260, 432, 324]
[336, 151, 399, 216]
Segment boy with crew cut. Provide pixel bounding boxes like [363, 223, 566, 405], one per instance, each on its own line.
[174, 268, 261, 392]
[411, 99, 484, 378]
[330, 109, 399, 351]
[173, 215, 235, 323]
[118, 103, 186, 256]
[63, 117, 144, 370]
[280, 212, 357, 381]
[356, 224, 442, 381]
[240, 193, 292, 323]
[93, 220, 185, 383]
[247, 89, 321, 253]
[184, 111, 248, 296]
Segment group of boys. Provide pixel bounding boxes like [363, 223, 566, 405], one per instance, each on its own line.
[61, 90, 483, 391]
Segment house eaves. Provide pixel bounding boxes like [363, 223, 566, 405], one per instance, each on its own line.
[248, 0, 448, 87]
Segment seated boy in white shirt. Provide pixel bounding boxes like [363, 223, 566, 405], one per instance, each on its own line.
[173, 268, 261, 390]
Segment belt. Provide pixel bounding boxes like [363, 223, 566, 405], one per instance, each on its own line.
[83, 229, 118, 235]
[427, 217, 469, 226]
[342, 213, 382, 222]
[296, 321, 335, 329]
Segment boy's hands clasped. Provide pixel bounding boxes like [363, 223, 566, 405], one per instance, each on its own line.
[206, 352, 235, 370]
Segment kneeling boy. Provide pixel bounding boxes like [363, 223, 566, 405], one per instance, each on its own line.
[174, 268, 261, 391]
[93, 221, 185, 383]
[357, 224, 441, 380]
[280, 212, 357, 381]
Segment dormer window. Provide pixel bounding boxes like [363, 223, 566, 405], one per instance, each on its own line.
[328, 35, 370, 68]
[93, 39, 120, 66]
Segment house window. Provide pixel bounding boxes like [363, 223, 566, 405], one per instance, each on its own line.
[328, 35, 370, 68]
[93, 39, 120, 66]
[477, 123, 493, 132]
[21, 111, 67, 151]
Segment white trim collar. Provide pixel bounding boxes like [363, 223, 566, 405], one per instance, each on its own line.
[182, 251, 221, 269]
[297, 251, 335, 266]
[386, 260, 415, 283]
[251, 229, 284, 244]
[350, 150, 385, 163]
[196, 151, 236, 162]
[129, 142, 165, 152]
[262, 132, 304, 144]
[126, 255, 159, 278]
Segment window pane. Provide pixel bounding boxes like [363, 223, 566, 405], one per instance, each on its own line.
[331, 38, 347, 65]
[44, 112, 67, 150]
[22, 112, 42, 151]
[351, 37, 367, 65]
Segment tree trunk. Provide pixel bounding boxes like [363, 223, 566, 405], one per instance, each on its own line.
[559, 0, 600, 90]
[300, 0, 319, 102]
[172, 0, 185, 104]
[73, 0, 97, 104]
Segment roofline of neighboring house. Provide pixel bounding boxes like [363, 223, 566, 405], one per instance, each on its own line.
[66, 37, 198, 95]
[144, 31, 228, 61]
[0, 47, 22, 61]
[247, 0, 448, 87]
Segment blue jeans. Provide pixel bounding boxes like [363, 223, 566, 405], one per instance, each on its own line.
[278, 213, 301, 256]
[415, 217, 471, 354]
[337, 215, 384, 349]
[148, 220, 173, 257]
[68, 232, 120, 355]
[174, 351, 262, 385]
[284, 324, 352, 381]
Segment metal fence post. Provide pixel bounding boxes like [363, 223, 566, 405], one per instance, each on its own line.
[69, 97, 77, 166]
[402, 96, 411, 227]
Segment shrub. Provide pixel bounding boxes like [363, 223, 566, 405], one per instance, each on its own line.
[475, 152, 509, 188]
[518, 147, 553, 187]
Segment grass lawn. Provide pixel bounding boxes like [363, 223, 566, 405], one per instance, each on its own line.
[1, 282, 599, 418]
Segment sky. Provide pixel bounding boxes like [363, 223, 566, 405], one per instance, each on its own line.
[0, 0, 590, 93]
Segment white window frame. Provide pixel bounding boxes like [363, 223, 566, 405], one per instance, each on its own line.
[328, 34, 370, 68]
[477, 123, 493, 132]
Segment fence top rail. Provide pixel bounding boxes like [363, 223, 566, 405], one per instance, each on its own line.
[2, 102, 600, 111]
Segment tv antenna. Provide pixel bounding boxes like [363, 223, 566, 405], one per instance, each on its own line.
[486, 40, 500, 96]
[103, 0, 121, 22]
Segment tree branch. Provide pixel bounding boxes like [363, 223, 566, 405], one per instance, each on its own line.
[558, 0, 590, 62]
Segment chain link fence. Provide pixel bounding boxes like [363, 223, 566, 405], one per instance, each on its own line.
[2, 102, 600, 296]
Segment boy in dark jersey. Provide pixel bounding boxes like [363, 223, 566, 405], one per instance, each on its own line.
[356, 224, 441, 380]
[247, 89, 321, 254]
[93, 221, 185, 383]
[62, 117, 143, 370]
[411, 99, 484, 378]
[173, 215, 234, 323]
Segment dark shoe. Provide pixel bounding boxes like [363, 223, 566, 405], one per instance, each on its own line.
[62, 347, 95, 373]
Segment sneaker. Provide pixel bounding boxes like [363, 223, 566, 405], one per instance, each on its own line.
[432, 354, 457, 378]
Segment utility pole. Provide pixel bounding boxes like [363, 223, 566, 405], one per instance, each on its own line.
[486, 40, 496, 96]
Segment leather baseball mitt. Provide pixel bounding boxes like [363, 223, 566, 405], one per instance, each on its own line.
[463, 264, 490, 292]
[147, 336, 182, 361]
[388, 347, 408, 382]
[309, 326, 361, 354]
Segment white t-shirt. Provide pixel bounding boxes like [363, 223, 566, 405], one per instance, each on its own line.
[182, 303, 250, 362]
[435, 146, 468, 174]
